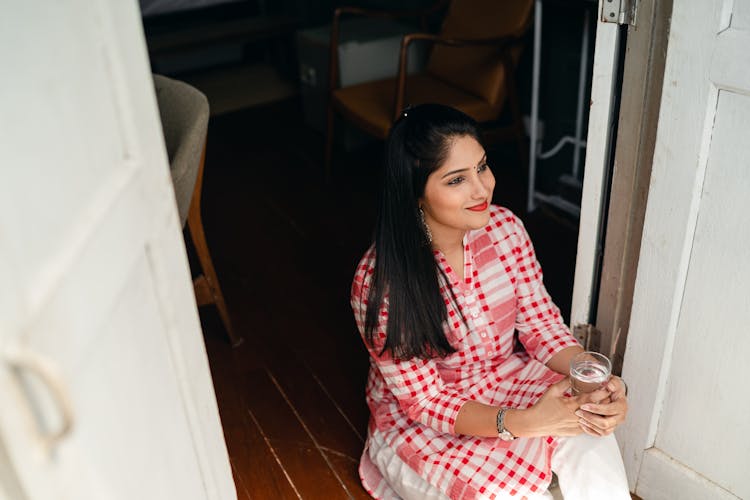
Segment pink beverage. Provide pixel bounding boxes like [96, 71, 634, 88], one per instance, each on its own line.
[570, 352, 611, 395]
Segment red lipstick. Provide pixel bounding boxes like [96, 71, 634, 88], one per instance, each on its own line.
[467, 201, 488, 212]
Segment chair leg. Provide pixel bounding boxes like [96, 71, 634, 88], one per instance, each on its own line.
[187, 203, 244, 347]
[324, 103, 335, 182]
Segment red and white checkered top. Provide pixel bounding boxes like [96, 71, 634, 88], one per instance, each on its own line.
[351, 206, 581, 499]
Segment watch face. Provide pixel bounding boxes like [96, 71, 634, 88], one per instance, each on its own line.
[496, 408, 516, 441]
[498, 430, 515, 441]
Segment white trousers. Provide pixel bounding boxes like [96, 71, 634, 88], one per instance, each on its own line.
[368, 431, 631, 500]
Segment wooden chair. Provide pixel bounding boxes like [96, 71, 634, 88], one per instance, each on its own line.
[325, 0, 533, 179]
[153, 74, 243, 347]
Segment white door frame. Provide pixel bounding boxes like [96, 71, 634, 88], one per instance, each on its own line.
[570, 2, 623, 330]
[594, 0, 672, 372]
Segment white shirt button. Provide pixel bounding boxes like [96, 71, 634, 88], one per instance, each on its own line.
[480, 331, 487, 338]
[471, 310, 480, 318]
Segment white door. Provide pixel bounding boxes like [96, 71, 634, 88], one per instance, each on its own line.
[618, 1, 750, 498]
[0, 1, 235, 499]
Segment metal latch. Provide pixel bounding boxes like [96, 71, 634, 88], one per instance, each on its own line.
[601, 0, 637, 26]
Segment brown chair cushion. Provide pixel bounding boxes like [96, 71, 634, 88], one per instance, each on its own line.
[332, 73, 500, 140]
[439, 0, 533, 40]
[426, 0, 532, 109]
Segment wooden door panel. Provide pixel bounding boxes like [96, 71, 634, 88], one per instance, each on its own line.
[733, 1, 750, 28]
[621, 0, 750, 498]
[0, 1, 135, 294]
[0, 0, 235, 498]
[20, 174, 151, 371]
[655, 92, 750, 499]
[69, 253, 204, 499]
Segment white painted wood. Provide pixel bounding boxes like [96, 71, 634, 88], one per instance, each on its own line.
[619, 0, 750, 497]
[570, 4, 621, 327]
[638, 449, 740, 500]
[653, 91, 750, 499]
[0, 0, 236, 498]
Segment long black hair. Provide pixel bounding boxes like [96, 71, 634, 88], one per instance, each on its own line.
[364, 103, 483, 360]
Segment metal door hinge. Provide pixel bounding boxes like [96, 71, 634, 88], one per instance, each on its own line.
[573, 324, 602, 352]
[601, 0, 637, 26]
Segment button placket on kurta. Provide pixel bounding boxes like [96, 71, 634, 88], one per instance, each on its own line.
[442, 234, 495, 358]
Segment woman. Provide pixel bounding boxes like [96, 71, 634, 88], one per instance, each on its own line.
[350, 104, 630, 499]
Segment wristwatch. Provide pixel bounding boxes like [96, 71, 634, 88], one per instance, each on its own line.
[496, 408, 516, 441]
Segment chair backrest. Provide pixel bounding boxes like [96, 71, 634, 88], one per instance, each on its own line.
[426, 0, 533, 113]
[153, 74, 210, 227]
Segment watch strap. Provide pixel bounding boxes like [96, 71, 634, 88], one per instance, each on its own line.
[496, 408, 516, 440]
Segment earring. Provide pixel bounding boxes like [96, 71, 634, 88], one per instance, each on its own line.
[419, 207, 433, 244]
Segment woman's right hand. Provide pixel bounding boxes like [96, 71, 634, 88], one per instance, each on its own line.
[505, 378, 611, 438]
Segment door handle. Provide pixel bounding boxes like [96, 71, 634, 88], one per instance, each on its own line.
[5, 347, 75, 451]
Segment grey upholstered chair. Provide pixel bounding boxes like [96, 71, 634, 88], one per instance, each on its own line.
[153, 74, 243, 347]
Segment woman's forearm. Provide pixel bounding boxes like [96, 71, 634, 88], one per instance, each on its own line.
[544, 345, 584, 375]
[454, 401, 542, 438]
[454, 401, 501, 438]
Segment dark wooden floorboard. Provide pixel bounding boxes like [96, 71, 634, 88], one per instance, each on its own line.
[197, 97, 578, 498]
[247, 368, 353, 499]
[203, 319, 299, 499]
[324, 452, 373, 500]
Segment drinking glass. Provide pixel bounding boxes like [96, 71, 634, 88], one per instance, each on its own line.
[569, 351, 611, 395]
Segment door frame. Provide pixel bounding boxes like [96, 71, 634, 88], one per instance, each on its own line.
[573, 0, 674, 485]
[569, 4, 623, 332]
[594, 0, 673, 372]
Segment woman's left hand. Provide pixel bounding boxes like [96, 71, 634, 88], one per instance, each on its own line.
[574, 376, 628, 437]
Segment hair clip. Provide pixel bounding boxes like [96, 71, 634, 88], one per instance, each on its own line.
[402, 105, 413, 118]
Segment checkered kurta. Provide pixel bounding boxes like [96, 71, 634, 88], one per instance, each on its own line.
[351, 206, 581, 499]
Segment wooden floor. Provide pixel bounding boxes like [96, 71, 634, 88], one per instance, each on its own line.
[194, 98, 580, 499]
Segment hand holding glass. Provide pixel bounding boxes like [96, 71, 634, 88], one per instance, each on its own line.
[569, 352, 611, 395]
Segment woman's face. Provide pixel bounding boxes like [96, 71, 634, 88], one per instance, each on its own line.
[419, 135, 495, 245]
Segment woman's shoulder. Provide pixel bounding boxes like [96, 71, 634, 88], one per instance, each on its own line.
[355, 244, 376, 273]
[351, 244, 376, 298]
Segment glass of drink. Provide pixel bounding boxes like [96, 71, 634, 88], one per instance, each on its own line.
[569, 351, 611, 395]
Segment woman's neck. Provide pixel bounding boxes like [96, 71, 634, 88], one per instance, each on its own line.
[431, 227, 465, 255]
[432, 231, 466, 279]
